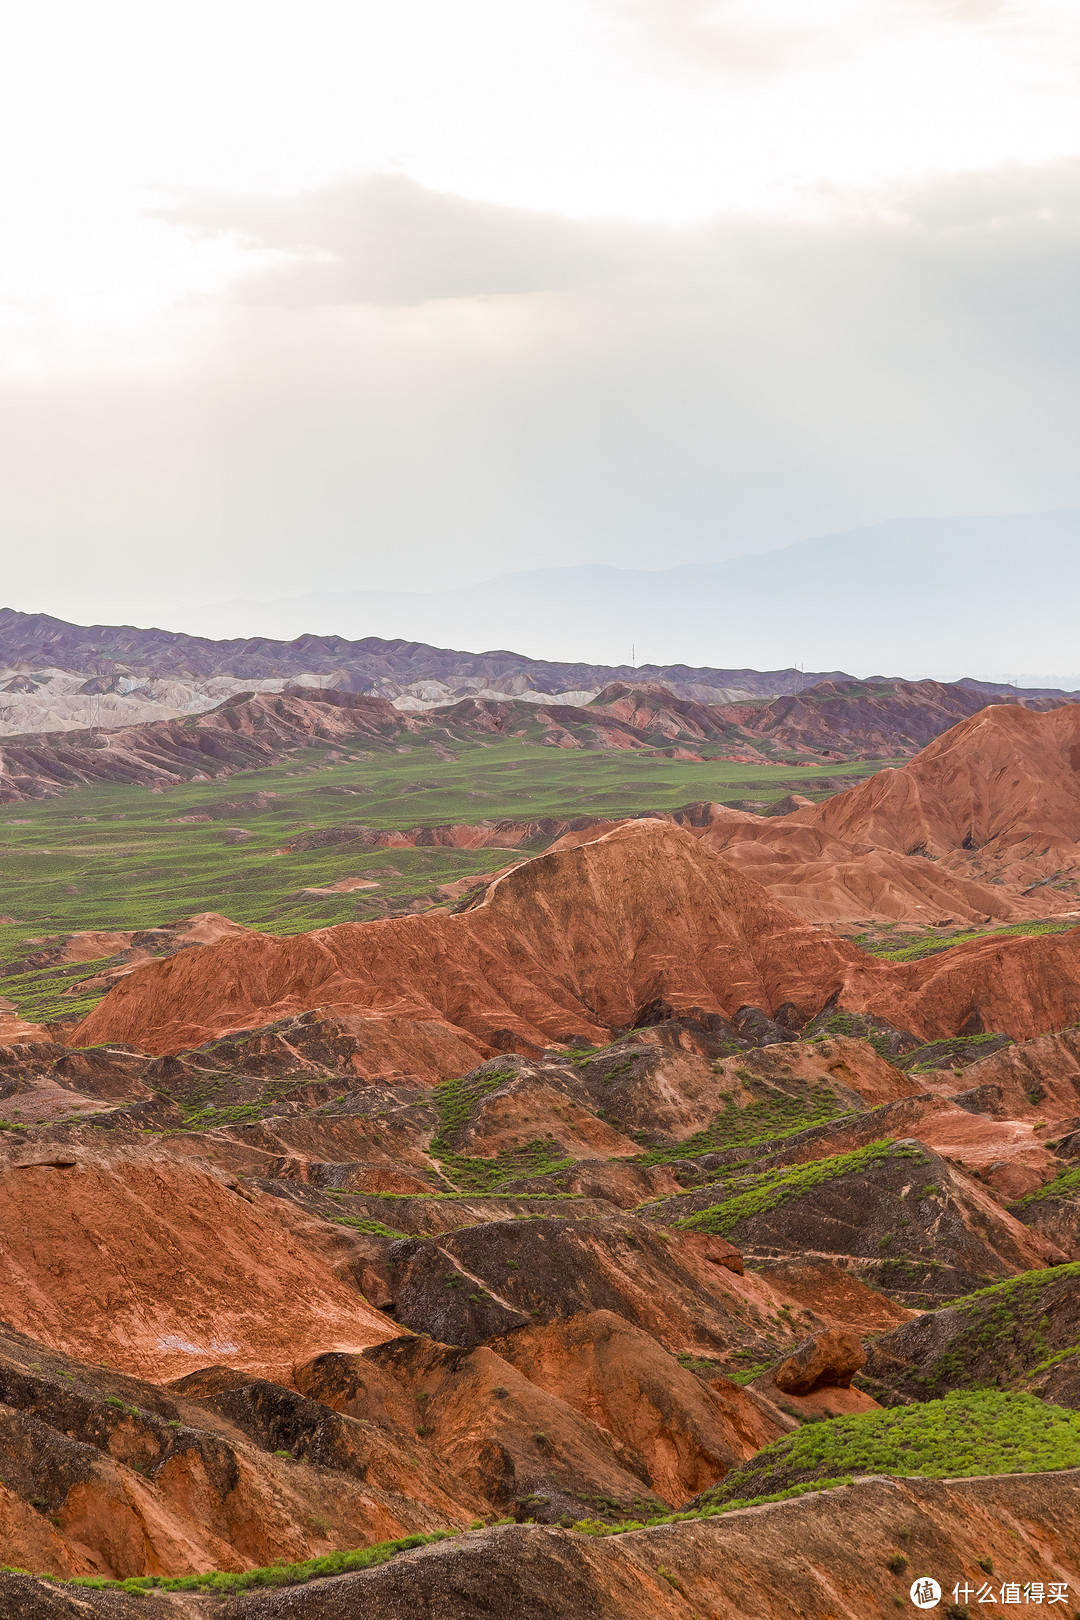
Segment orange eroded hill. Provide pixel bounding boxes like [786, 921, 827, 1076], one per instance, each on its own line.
[794, 701, 1080, 893]
[699, 815, 1056, 926]
[72, 822, 891, 1061]
[71, 818, 1080, 1066]
[0, 1145, 397, 1381]
[681, 703, 1080, 923]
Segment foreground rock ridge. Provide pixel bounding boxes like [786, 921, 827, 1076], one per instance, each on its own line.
[3, 696, 1080, 1613]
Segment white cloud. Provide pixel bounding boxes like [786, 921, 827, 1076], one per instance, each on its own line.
[1, 160, 1079, 633]
[167, 177, 652, 305]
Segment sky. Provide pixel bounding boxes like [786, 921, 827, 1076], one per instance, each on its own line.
[2, 0, 1080, 647]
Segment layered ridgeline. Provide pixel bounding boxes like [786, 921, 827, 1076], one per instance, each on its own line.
[2, 600, 1077, 751]
[2, 672, 1077, 800]
[3, 693, 1080, 1610]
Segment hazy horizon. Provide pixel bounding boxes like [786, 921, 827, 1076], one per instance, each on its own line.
[5, 506, 1080, 692]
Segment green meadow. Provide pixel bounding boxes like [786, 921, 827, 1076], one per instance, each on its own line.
[0, 738, 873, 1023]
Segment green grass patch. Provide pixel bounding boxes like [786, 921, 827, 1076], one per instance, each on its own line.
[637, 1084, 854, 1167]
[859, 918, 1078, 965]
[676, 1139, 926, 1237]
[695, 1390, 1080, 1507]
[331, 1215, 408, 1240]
[436, 1137, 579, 1196]
[1014, 1167, 1080, 1206]
[53, 1530, 460, 1595]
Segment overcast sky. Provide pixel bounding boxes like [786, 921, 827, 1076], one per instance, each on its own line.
[2, 0, 1080, 637]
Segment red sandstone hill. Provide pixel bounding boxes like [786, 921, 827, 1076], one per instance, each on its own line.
[793, 701, 1080, 894]
[71, 819, 1080, 1067]
[71, 822, 884, 1061]
[690, 702, 1080, 923]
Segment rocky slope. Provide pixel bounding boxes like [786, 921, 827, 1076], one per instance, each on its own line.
[3, 694, 1080, 1609]
[697, 807, 1069, 925]
[0, 992, 1077, 1599]
[3, 1471, 1079, 1617]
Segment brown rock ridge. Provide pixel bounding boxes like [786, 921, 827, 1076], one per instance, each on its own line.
[0, 689, 408, 802]
[722, 675, 1072, 759]
[0, 1231, 889, 1578]
[8, 1472, 1075, 1619]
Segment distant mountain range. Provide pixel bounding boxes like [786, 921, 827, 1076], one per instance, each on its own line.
[0, 592, 1075, 719]
[177, 507, 1080, 681]
[0, 604, 851, 700]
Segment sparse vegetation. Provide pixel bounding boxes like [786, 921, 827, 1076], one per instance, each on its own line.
[31, 1387, 1077, 1599]
[331, 1214, 407, 1239]
[677, 1139, 927, 1237]
[877, 1264, 1080, 1396]
[637, 1083, 854, 1166]
[859, 919, 1076, 966]
[426, 1067, 579, 1192]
